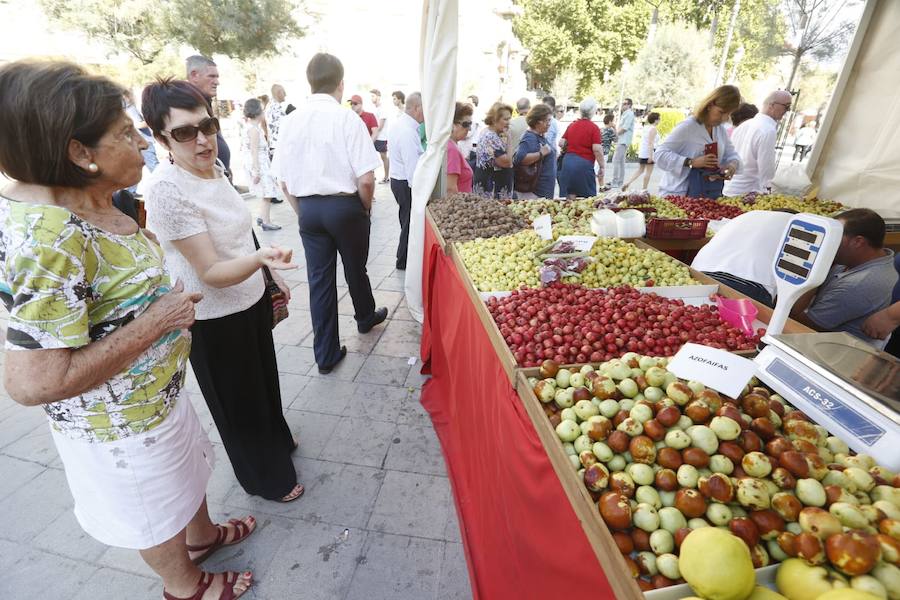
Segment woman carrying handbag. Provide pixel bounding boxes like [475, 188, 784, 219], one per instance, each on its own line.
[142, 78, 304, 504]
[513, 104, 557, 199]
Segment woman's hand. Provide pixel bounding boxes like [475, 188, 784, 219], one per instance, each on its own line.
[721, 162, 738, 179]
[256, 245, 298, 271]
[540, 144, 551, 157]
[144, 279, 202, 336]
[690, 154, 718, 169]
[271, 272, 292, 302]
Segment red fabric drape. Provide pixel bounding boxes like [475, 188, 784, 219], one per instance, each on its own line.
[420, 222, 615, 600]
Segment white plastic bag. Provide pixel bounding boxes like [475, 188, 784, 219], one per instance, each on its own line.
[771, 163, 812, 196]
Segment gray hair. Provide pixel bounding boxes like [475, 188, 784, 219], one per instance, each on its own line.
[579, 97, 598, 119]
[185, 55, 216, 77]
[516, 97, 531, 113]
[406, 92, 423, 113]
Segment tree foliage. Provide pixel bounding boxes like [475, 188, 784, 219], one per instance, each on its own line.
[513, 0, 649, 94]
[40, 0, 169, 64]
[164, 0, 305, 61]
[782, 0, 859, 89]
[626, 24, 712, 108]
[40, 0, 305, 65]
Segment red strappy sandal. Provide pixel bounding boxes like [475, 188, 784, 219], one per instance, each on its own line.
[187, 517, 257, 565]
[162, 571, 252, 600]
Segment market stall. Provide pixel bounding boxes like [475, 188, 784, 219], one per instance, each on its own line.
[420, 201, 900, 600]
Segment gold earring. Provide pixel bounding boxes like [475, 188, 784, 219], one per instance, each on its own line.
[87, 162, 99, 173]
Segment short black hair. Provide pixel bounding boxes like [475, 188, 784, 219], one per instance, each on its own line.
[603, 113, 613, 125]
[0, 60, 125, 188]
[307, 53, 344, 94]
[646, 112, 660, 125]
[392, 90, 405, 104]
[467, 94, 479, 107]
[542, 95, 556, 109]
[838, 208, 886, 248]
[624, 98, 633, 106]
[141, 78, 211, 139]
[244, 98, 263, 119]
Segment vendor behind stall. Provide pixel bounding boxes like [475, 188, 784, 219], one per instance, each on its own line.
[791, 209, 897, 349]
[691, 210, 796, 307]
[654, 85, 742, 198]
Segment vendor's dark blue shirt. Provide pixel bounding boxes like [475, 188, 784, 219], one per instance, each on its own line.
[514, 130, 557, 199]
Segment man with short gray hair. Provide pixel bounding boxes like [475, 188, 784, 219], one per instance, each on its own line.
[507, 97, 531, 159]
[186, 55, 231, 177]
[724, 90, 792, 195]
[387, 92, 424, 270]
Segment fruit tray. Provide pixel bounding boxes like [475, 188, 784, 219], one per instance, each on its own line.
[646, 219, 709, 240]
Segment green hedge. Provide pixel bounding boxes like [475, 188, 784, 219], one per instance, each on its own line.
[654, 108, 685, 138]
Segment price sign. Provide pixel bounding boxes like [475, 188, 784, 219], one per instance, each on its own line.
[667, 343, 757, 398]
[532, 214, 553, 240]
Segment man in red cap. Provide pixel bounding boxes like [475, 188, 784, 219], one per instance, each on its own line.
[350, 95, 378, 136]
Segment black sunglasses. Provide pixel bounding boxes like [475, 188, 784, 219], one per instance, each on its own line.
[459, 120, 473, 129]
[164, 117, 220, 143]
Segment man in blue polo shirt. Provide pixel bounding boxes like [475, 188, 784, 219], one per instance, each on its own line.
[791, 208, 897, 349]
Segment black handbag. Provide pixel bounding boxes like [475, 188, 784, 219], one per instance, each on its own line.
[251, 230, 289, 328]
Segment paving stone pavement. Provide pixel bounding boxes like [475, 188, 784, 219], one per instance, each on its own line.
[0, 179, 472, 599]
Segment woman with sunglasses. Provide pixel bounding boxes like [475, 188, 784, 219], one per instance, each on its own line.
[142, 79, 305, 508]
[654, 85, 742, 198]
[447, 101, 474, 194]
[0, 61, 256, 600]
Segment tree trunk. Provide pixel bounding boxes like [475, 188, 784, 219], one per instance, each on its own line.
[785, 47, 803, 92]
[709, 9, 719, 49]
[648, 6, 659, 43]
[714, 0, 740, 87]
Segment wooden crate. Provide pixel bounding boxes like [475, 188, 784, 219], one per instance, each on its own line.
[515, 369, 645, 600]
[426, 208, 450, 254]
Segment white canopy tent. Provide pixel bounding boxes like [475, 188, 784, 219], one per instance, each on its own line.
[808, 0, 900, 217]
[405, 0, 457, 323]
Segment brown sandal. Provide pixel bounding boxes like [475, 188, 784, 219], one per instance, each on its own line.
[163, 571, 252, 600]
[187, 517, 256, 565]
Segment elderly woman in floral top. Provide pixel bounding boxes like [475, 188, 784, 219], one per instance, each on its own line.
[473, 101, 514, 198]
[0, 61, 255, 600]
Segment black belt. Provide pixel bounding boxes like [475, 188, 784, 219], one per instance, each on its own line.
[299, 193, 358, 200]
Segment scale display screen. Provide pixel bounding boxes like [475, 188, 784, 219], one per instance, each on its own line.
[775, 220, 827, 285]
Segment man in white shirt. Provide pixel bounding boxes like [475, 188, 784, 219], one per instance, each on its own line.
[386, 92, 425, 271]
[272, 53, 388, 373]
[542, 95, 560, 149]
[611, 98, 634, 188]
[370, 89, 391, 183]
[724, 90, 792, 195]
[507, 97, 530, 159]
[691, 210, 797, 307]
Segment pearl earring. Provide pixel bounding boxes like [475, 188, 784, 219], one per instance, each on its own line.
[87, 162, 99, 173]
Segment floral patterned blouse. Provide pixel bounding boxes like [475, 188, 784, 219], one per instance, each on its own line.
[475, 129, 508, 170]
[0, 199, 191, 443]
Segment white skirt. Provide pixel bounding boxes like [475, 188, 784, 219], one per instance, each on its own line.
[51, 394, 215, 550]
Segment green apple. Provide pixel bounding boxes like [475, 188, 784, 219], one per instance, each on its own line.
[775, 559, 848, 600]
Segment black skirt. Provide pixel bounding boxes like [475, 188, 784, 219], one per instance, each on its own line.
[189, 291, 297, 500]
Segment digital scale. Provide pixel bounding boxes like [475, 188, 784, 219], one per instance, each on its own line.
[756, 213, 900, 470]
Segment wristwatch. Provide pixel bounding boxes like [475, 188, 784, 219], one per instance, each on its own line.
[683, 157, 692, 168]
